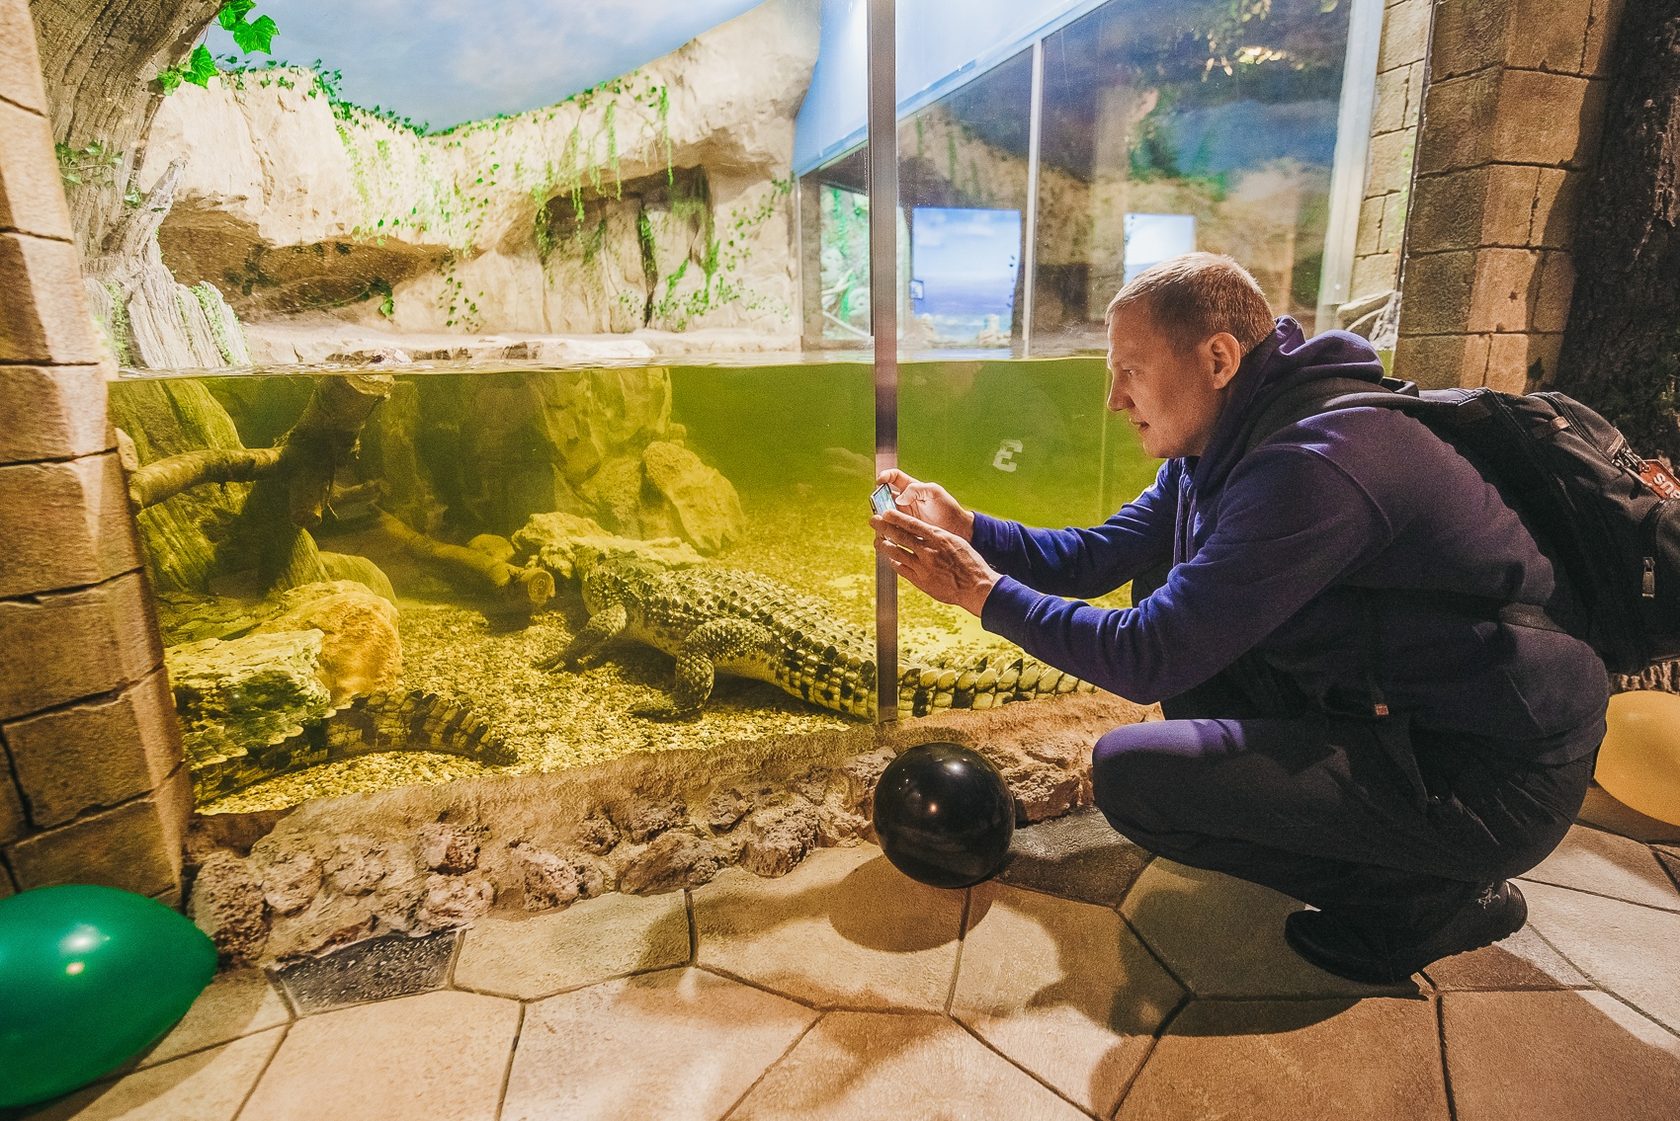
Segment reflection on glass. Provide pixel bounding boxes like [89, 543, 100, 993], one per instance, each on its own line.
[909, 208, 1021, 347]
[1123, 213, 1198, 284]
[1032, 0, 1353, 352]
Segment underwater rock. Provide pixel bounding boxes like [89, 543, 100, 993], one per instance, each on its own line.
[512, 512, 703, 583]
[615, 832, 724, 895]
[416, 872, 496, 928]
[166, 630, 334, 765]
[260, 852, 322, 916]
[254, 580, 401, 705]
[418, 822, 483, 874]
[737, 799, 821, 878]
[189, 851, 270, 965]
[578, 456, 647, 537]
[641, 440, 747, 553]
[318, 552, 397, 603]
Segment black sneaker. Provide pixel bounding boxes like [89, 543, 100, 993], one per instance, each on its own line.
[1282, 880, 1529, 985]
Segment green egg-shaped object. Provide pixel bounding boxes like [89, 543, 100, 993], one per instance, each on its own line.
[0, 884, 217, 1108]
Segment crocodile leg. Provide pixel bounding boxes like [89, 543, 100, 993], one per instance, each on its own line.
[533, 603, 629, 671]
[635, 617, 773, 720]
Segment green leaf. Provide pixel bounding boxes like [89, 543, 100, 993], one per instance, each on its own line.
[158, 67, 184, 92]
[231, 15, 278, 54]
[218, 0, 256, 30]
[184, 44, 218, 87]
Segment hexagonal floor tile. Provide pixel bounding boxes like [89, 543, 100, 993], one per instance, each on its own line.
[1115, 998, 1448, 1121]
[501, 968, 817, 1121]
[1655, 847, 1680, 889]
[14, 1028, 283, 1121]
[692, 845, 964, 1010]
[1521, 879, 1680, 1033]
[728, 1011, 1089, 1120]
[238, 990, 519, 1121]
[1119, 860, 1418, 997]
[1442, 989, 1680, 1121]
[134, 968, 291, 1069]
[1524, 826, 1680, 911]
[1420, 923, 1589, 991]
[997, 806, 1152, 908]
[951, 883, 1184, 1116]
[453, 890, 689, 999]
[1574, 786, 1680, 845]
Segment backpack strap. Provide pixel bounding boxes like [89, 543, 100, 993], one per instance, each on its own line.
[1237, 375, 1577, 719]
[1241, 375, 1417, 457]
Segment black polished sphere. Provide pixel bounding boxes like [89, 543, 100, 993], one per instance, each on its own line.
[872, 742, 1016, 888]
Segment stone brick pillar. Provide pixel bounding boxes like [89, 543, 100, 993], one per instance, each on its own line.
[1348, 0, 1433, 303]
[1395, 0, 1623, 391]
[0, 0, 191, 905]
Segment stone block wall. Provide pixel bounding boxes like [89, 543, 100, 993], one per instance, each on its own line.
[1350, 0, 1433, 302]
[0, 0, 190, 905]
[1395, 0, 1623, 390]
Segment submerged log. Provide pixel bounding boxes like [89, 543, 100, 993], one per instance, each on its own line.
[370, 511, 555, 611]
[128, 374, 391, 518]
[128, 446, 285, 509]
[279, 373, 396, 530]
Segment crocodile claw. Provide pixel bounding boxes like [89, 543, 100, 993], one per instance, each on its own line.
[531, 649, 569, 672]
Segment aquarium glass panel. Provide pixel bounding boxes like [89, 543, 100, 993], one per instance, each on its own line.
[117, 360, 878, 812]
[1030, 0, 1354, 353]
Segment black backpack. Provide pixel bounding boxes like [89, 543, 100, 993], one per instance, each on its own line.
[1247, 376, 1680, 676]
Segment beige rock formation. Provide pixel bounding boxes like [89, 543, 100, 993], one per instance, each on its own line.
[254, 580, 402, 704]
[136, 0, 820, 356]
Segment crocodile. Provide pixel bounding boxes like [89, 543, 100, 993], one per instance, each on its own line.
[532, 552, 1092, 719]
[189, 689, 517, 803]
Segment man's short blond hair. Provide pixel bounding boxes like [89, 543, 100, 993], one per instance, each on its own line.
[1104, 252, 1276, 354]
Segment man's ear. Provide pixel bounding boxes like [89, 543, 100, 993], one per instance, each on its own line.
[1207, 332, 1244, 389]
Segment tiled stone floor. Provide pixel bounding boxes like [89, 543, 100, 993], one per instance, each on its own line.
[10, 788, 1680, 1121]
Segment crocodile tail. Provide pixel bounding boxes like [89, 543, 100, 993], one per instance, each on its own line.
[190, 689, 517, 803]
[895, 651, 1093, 718]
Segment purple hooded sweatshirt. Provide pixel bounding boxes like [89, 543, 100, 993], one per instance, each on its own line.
[972, 317, 1609, 763]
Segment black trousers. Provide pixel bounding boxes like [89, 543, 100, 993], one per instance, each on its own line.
[1092, 662, 1600, 932]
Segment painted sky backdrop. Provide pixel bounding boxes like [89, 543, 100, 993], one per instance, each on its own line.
[207, 0, 766, 131]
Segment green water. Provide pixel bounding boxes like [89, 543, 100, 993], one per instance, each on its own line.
[111, 357, 1158, 811]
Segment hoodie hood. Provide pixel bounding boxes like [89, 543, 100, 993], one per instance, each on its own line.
[1190, 316, 1386, 496]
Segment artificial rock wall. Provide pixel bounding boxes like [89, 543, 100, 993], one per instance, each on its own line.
[1394, 0, 1624, 391]
[0, 0, 191, 904]
[1348, 0, 1432, 303]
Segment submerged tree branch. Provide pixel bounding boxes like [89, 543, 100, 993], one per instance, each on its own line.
[371, 511, 555, 611]
[128, 445, 286, 509]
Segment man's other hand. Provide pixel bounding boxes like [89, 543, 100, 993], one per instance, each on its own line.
[870, 506, 999, 616]
[875, 469, 975, 541]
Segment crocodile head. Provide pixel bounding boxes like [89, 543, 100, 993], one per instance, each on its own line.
[578, 551, 673, 614]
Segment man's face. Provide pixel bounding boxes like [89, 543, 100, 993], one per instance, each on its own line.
[1105, 306, 1234, 460]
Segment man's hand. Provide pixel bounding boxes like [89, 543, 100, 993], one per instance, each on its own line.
[876, 469, 975, 541]
[870, 506, 999, 616]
